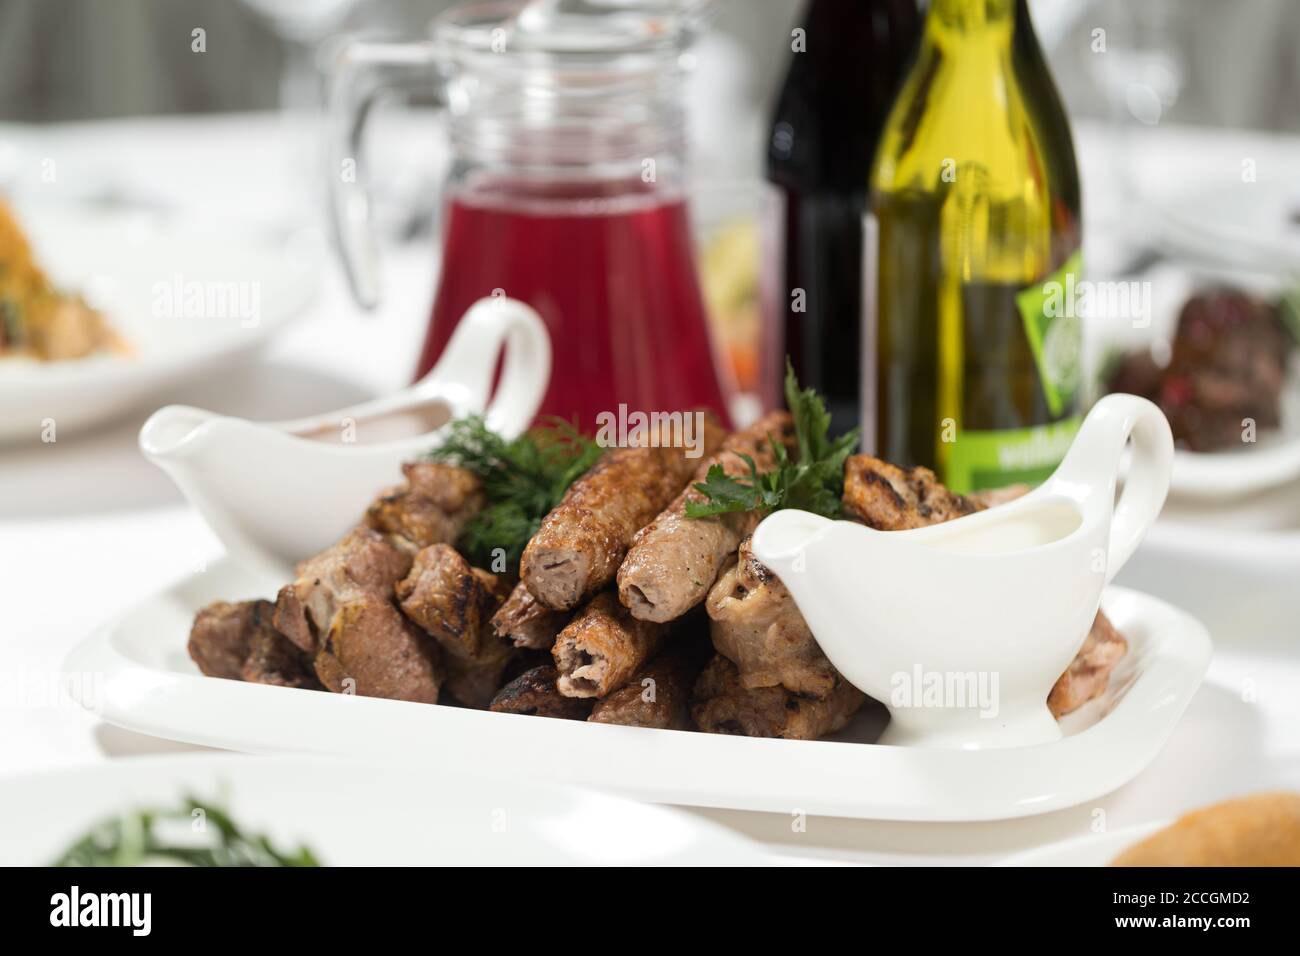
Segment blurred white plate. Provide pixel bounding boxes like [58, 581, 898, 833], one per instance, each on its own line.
[0, 754, 764, 866]
[1090, 262, 1300, 500]
[995, 821, 1166, 866]
[0, 202, 319, 442]
[64, 562, 1211, 822]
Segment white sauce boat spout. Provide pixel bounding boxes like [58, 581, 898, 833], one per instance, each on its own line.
[140, 296, 551, 578]
[751, 394, 1174, 750]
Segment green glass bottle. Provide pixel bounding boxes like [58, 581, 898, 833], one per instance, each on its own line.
[863, 0, 1083, 492]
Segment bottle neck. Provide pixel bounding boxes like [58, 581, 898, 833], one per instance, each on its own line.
[926, 0, 1016, 45]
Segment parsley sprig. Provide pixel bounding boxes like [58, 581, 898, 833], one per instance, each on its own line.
[429, 415, 602, 569]
[684, 362, 858, 520]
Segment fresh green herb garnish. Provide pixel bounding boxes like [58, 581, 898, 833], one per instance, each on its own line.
[685, 361, 858, 520]
[430, 414, 602, 569]
[1279, 288, 1300, 345]
[53, 796, 320, 867]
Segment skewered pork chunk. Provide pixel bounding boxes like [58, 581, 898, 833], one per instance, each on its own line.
[489, 665, 595, 720]
[520, 414, 726, 611]
[588, 644, 704, 730]
[1048, 610, 1127, 717]
[242, 623, 323, 689]
[553, 591, 669, 698]
[396, 544, 509, 660]
[491, 580, 571, 650]
[705, 538, 837, 697]
[841, 455, 978, 530]
[365, 460, 484, 553]
[189, 599, 275, 680]
[313, 596, 442, 703]
[617, 411, 797, 623]
[273, 527, 412, 654]
[691, 655, 866, 740]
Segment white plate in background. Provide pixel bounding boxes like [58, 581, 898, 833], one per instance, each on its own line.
[995, 821, 1166, 866]
[0, 753, 765, 866]
[64, 562, 1212, 822]
[0, 202, 319, 442]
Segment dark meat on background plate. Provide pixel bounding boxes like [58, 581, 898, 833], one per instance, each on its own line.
[1107, 289, 1293, 452]
[706, 536, 838, 697]
[588, 643, 705, 730]
[841, 455, 979, 530]
[489, 665, 594, 720]
[552, 591, 670, 698]
[691, 655, 866, 740]
[491, 580, 571, 650]
[273, 527, 411, 654]
[1048, 610, 1127, 717]
[520, 413, 726, 611]
[189, 599, 320, 688]
[365, 460, 485, 553]
[313, 596, 443, 703]
[617, 410, 797, 623]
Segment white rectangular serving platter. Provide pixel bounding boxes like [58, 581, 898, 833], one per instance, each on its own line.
[63, 560, 1212, 822]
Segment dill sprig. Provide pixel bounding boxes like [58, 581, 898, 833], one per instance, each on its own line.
[53, 796, 320, 867]
[429, 415, 602, 570]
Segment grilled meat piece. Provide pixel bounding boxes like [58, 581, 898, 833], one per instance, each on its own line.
[552, 591, 669, 698]
[365, 460, 485, 553]
[443, 651, 516, 709]
[489, 665, 595, 720]
[617, 411, 797, 623]
[521, 414, 725, 611]
[313, 596, 442, 703]
[491, 580, 571, 650]
[242, 622, 323, 690]
[396, 544, 509, 660]
[1048, 610, 1127, 717]
[691, 655, 865, 740]
[842, 455, 979, 529]
[705, 537, 837, 697]
[188, 599, 274, 680]
[588, 644, 704, 730]
[273, 527, 412, 654]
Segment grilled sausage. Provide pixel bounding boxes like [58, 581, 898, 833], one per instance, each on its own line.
[617, 411, 796, 623]
[552, 591, 669, 698]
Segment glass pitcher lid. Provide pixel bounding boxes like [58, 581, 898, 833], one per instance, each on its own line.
[435, 0, 704, 60]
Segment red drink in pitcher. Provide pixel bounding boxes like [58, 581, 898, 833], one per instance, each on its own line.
[417, 178, 731, 432]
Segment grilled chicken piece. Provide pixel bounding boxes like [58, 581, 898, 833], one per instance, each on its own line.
[273, 527, 412, 654]
[188, 599, 275, 680]
[691, 655, 865, 740]
[365, 461, 484, 553]
[396, 544, 509, 660]
[553, 591, 669, 698]
[705, 537, 837, 697]
[313, 597, 442, 703]
[841, 455, 978, 530]
[491, 580, 571, 650]
[521, 414, 726, 611]
[489, 665, 595, 720]
[617, 411, 797, 623]
[588, 644, 704, 730]
[1048, 610, 1128, 717]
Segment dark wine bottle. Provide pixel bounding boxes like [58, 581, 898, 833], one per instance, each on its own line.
[763, 0, 921, 435]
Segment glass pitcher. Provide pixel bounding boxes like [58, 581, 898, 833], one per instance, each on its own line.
[327, 0, 732, 431]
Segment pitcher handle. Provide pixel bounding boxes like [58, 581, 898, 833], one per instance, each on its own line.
[325, 36, 441, 309]
[418, 296, 552, 439]
[1052, 393, 1174, 583]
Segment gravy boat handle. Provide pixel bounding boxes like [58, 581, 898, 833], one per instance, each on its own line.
[1051, 393, 1174, 583]
[419, 296, 552, 437]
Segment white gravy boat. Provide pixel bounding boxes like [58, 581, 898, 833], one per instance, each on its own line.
[751, 394, 1174, 750]
[140, 296, 550, 577]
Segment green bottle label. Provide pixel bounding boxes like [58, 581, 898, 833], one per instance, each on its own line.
[1016, 251, 1083, 417]
[946, 416, 1081, 493]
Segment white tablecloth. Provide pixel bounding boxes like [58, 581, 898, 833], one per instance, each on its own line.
[1, 113, 1298, 865]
